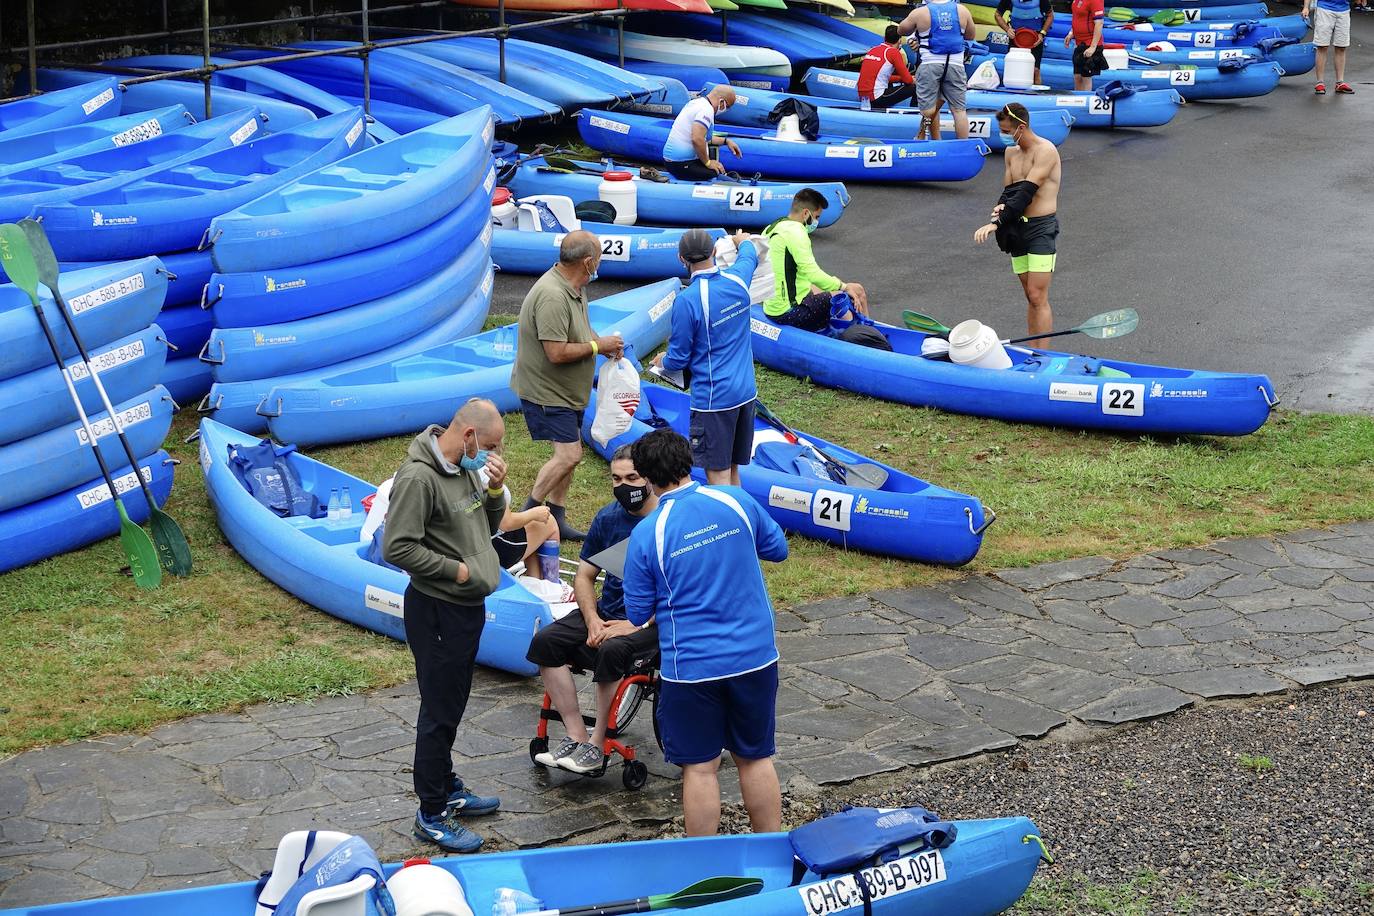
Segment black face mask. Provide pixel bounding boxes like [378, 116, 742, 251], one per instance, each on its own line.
[613, 483, 648, 512]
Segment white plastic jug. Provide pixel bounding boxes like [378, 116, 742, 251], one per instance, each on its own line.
[597, 170, 637, 225]
[774, 114, 805, 142]
[388, 863, 473, 916]
[948, 320, 1012, 370]
[490, 187, 518, 230]
[1103, 47, 1130, 70]
[1003, 48, 1036, 89]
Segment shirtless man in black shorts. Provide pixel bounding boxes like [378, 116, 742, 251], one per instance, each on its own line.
[973, 103, 1061, 348]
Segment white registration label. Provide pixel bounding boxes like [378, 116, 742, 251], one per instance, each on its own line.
[229, 117, 259, 146]
[1170, 70, 1197, 85]
[111, 117, 164, 147]
[1102, 382, 1145, 416]
[1089, 96, 1114, 114]
[862, 146, 894, 168]
[649, 292, 675, 322]
[815, 72, 855, 88]
[1166, 31, 1193, 40]
[965, 116, 991, 139]
[364, 585, 405, 618]
[1048, 381, 1098, 404]
[811, 488, 852, 532]
[82, 87, 115, 115]
[692, 185, 728, 201]
[75, 400, 154, 446]
[345, 117, 365, 148]
[1055, 96, 1088, 107]
[1192, 30, 1217, 47]
[798, 850, 946, 916]
[767, 484, 812, 514]
[67, 272, 146, 315]
[1188, 50, 1218, 60]
[750, 317, 781, 340]
[1141, 70, 1171, 79]
[728, 187, 761, 211]
[67, 338, 146, 382]
[76, 465, 152, 510]
[588, 115, 630, 134]
[825, 146, 860, 159]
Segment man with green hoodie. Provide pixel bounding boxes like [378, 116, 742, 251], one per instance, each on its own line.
[761, 188, 868, 333]
[383, 398, 508, 853]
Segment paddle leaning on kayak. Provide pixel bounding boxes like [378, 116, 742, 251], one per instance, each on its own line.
[972, 103, 1062, 348]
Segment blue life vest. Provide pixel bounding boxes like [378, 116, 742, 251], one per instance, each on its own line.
[227, 440, 323, 519]
[926, 0, 965, 55]
[789, 806, 958, 877]
[1009, 0, 1045, 30]
[264, 835, 395, 916]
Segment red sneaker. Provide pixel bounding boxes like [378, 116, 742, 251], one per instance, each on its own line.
[1336, 82, 1355, 94]
[1314, 82, 1326, 94]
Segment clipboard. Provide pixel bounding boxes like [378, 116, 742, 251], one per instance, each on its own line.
[586, 536, 630, 580]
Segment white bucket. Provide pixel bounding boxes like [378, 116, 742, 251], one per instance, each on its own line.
[774, 114, 806, 143]
[597, 171, 637, 225]
[948, 320, 1012, 370]
[490, 187, 519, 230]
[1003, 47, 1036, 89]
[1103, 47, 1130, 70]
[388, 863, 473, 916]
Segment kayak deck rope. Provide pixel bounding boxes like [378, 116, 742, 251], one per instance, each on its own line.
[1022, 833, 1054, 865]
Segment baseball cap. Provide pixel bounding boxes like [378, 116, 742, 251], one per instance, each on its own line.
[678, 228, 716, 264]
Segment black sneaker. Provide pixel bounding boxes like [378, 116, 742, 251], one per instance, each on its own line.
[557, 742, 605, 775]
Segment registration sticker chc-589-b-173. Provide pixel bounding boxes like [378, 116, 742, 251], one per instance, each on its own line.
[797, 850, 947, 916]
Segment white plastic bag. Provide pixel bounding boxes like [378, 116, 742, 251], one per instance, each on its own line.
[358, 477, 393, 543]
[590, 357, 641, 446]
[714, 234, 774, 306]
[968, 59, 1002, 90]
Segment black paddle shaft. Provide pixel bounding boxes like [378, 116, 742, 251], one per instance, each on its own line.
[556, 897, 651, 916]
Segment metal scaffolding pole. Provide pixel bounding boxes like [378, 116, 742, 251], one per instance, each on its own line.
[498, 0, 506, 84]
[361, 0, 371, 120]
[618, 0, 625, 68]
[202, 0, 212, 118]
[26, 0, 37, 98]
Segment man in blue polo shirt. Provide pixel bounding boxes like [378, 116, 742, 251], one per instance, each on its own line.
[622, 429, 788, 836]
[651, 228, 758, 487]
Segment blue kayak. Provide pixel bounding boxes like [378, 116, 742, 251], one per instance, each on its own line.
[0, 385, 175, 512]
[494, 220, 726, 279]
[578, 110, 990, 183]
[208, 181, 492, 328]
[503, 154, 851, 229]
[710, 82, 1075, 149]
[0, 105, 194, 177]
[0, 78, 121, 138]
[0, 108, 268, 223]
[210, 107, 493, 272]
[0, 811, 1043, 916]
[203, 236, 491, 384]
[30, 68, 316, 127]
[198, 418, 552, 675]
[111, 55, 400, 142]
[1, 258, 168, 382]
[585, 381, 992, 565]
[802, 67, 1183, 129]
[201, 265, 494, 433]
[262, 279, 680, 447]
[971, 53, 1282, 99]
[0, 450, 174, 575]
[63, 248, 213, 308]
[159, 354, 214, 404]
[1099, 2, 1270, 20]
[615, 59, 733, 94]
[1043, 13, 1307, 45]
[33, 109, 368, 262]
[750, 310, 1277, 436]
[0, 325, 167, 446]
[634, 11, 869, 65]
[157, 303, 213, 355]
[975, 30, 1314, 76]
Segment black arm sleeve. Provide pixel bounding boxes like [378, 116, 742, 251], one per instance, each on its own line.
[992, 180, 1040, 226]
[997, 0, 1013, 13]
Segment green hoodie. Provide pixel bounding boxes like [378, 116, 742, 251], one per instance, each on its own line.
[762, 217, 842, 318]
[382, 425, 505, 605]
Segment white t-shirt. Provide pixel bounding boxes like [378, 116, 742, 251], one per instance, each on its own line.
[663, 96, 716, 163]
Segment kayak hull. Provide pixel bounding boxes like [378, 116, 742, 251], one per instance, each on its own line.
[971, 54, 1282, 100]
[750, 309, 1277, 436]
[0, 106, 195, 177]
[494, 223, 726, 278]
[197, 419, 552, 675]
[31, 68, 316, 127]
[0, 78, 122, 137]
[262, 280, 680, 448]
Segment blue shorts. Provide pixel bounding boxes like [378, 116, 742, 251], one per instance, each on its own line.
[521, 399, 585, 444]
[656, 663, 778, 765]
[689, 402, 755, 472]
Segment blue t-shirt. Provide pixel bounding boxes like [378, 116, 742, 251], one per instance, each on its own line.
[1316, 0, 1349, 13]
[579, 500, 644, 620]
[662, 241, 760, 413]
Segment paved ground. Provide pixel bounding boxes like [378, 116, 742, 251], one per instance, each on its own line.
[4, 523, 1374, 908]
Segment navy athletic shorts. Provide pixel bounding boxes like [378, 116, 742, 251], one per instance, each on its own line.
[521, 399, 585, 444]
[656, 663, 779, 765]
[689, 401, 756, 472]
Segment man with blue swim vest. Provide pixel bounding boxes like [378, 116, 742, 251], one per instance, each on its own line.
[651, 228, 758, 487]
[898, 0, 976, 139]
[622, 429, 788, 836]
[995, 0, 1054, 84]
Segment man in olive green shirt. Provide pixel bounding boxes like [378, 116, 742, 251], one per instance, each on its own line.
[511, 230, 625, 540]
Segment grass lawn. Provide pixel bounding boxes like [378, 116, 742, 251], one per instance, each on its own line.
[3, 329, 1374, 756]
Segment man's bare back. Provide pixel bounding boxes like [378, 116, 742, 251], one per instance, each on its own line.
[1004, 135, 1061, 216]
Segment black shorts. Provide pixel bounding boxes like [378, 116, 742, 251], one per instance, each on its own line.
[1029, 40, 1045, 66]
[665, 159, 718, 182]
[770, 290, 833, 334]
[521, 399, 585, 444]
[524, 613, 659, 683]
[1009, 213, 1060, 257]
[492, 528, 528, 569]
[689, 402, 756, 472]
[1072, 45, 1109, 78]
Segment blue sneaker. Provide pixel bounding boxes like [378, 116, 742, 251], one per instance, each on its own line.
[448, 777, 501, 816]
[413, 808, 484, 853]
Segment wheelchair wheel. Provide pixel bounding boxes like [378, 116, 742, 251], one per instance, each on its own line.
[614, 681, 646, 731]
[622, 759, 648, 790]
[528, 736, 548, 764]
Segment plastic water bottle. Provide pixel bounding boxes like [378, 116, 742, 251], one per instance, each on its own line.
[492, 888, 545, 916]
[339, 486, 353, 523]
[327, 488, 340, 524]
[536, 538, 560, 583]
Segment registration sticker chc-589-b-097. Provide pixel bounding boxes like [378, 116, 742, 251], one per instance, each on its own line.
[797, 850, 947, 916]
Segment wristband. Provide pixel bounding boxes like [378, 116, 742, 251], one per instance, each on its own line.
[590, 339, 599, 356]
[487, 487, 504, 498]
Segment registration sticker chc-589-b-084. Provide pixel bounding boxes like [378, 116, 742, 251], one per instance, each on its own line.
[797, 850, 947, 916]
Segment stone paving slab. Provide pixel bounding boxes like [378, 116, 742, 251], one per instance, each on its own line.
[5, 524, 1374, 908]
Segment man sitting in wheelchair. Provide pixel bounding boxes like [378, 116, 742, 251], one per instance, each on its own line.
[525, 445, 659, 775]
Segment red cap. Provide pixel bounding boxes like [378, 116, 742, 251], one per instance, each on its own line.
[491, 187, 512, 206]
[602, 171, 634, 181]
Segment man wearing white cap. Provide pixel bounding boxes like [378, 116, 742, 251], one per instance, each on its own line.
[651, 228, 757, 486]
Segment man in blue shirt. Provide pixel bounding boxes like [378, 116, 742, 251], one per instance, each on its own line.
[651, 228, 758, 487]
[525, 445, 660, 776]
[622, 429, 789, 836]
[1303, 0, 1363, 94]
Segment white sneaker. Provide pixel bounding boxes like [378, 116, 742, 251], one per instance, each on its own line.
[534, 736, 579, 768]
[557, 742, 606, 775]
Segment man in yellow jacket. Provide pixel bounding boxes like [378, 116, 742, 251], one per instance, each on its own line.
[761, 189, 868, 332]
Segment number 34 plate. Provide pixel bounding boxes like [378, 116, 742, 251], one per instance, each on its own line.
[798, 850, 947, 916]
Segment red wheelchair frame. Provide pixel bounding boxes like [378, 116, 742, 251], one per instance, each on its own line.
[529, 667, 660, 790]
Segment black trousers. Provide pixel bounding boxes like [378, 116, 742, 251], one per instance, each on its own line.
[404, 584, 486, 816]
[869, 84, 917, 110]
[665, 159, 719, 181]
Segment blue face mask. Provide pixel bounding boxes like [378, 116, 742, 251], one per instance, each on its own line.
[999, 132, 1018, 146]
[805, 217, 818, 235]
[459, 434, 489, 472]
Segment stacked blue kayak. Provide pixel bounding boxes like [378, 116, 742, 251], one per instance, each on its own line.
[0, 78, 122, 138]
[0, 258, 177, 573]
[201, 107, 498, 434]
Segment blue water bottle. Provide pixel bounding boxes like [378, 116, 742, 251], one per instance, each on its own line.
[536, 538, 560, 583]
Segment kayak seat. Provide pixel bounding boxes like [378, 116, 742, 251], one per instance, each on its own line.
[516, 195, 581, 233]
[254, 830, 355, 916]
[297, 875, 375, 916]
